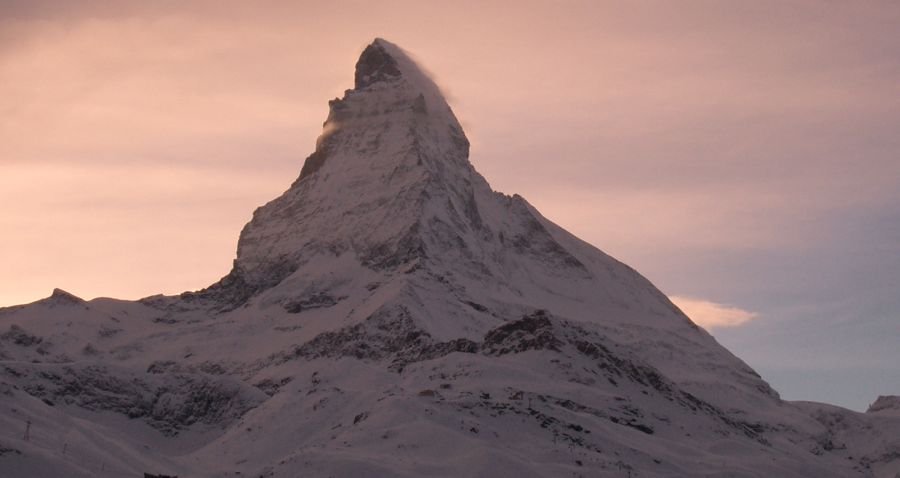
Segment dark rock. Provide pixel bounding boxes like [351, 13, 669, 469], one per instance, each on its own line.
[254, 377, 292, 397]
[0, 444, 21, 456]
[482, 310, 562, 355]
[353, 412, 369, 425]
[284, 293, 342, 314]
[1, 325, 43, 347]
[508, 197, 588, 272]
[360, 224, 426, 270]
[97, 325, 122, 338]
[6, 364, 264, 436]
[355, 39, 402, 90]
[297, 148, 329, 180]
[463, 301, 488, 313]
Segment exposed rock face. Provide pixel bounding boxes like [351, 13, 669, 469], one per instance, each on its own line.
[354, 40, 403, 89]
[1, 325, 42, 347]
[868, 395, 900, 415]
[1, 363, 264, 436]
[481, 310, 562, 355]
[1, 38, 898, 478]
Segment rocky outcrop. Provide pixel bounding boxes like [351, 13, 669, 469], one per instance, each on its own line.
[1, 325, 43, 347]
[867, 395, 900, 415]
[354, 39, 403, 89]
[2, 364, 265, 436]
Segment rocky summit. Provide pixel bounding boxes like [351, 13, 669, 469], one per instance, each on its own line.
[1, 39, 898, 478]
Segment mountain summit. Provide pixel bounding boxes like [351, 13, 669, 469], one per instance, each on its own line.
[224, 39, 471, 295]
[1, 39, 898, 478]
[355, 38, 404, 88]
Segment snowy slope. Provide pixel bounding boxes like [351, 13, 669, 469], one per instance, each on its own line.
[1, 38, 898, 478]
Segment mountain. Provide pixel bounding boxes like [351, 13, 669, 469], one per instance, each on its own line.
[1, 38, 898, 478]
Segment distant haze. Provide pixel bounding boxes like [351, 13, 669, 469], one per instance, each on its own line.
[1, 0, 898, 411]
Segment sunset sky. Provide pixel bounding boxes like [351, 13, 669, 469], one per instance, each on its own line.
[1, 0, 898, 411]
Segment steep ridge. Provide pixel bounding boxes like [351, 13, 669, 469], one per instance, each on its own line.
[1, 39, 898, 478]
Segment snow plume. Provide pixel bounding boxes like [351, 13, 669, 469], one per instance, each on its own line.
[669, 296, 758, 329]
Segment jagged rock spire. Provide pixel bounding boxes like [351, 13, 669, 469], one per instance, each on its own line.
[297, 38, 468, 182]
[354, 38, 403, 89]
[206, 39, 478, 305]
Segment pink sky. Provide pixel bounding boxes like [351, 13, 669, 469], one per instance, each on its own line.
[1, 0, 898, 410]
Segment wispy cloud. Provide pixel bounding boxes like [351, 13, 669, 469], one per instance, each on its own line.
[669, 296, 758, 329]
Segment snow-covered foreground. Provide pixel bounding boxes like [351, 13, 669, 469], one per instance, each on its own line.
[2, 39, 897, 477]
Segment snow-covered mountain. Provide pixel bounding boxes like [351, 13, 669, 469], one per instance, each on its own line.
[1, 38, 897, 478]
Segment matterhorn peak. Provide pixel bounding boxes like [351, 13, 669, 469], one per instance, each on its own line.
[296, 38, 465, 182]
[352, 38, 446, 101]
[354, 38, 404, 89]
[215, 39, 481, 303]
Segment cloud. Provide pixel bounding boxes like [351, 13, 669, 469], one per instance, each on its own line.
[669, 296, 758, 329]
